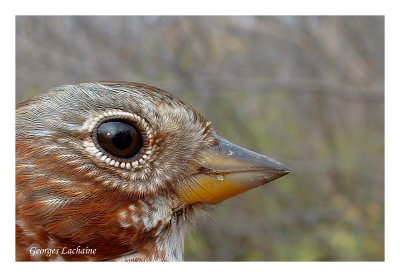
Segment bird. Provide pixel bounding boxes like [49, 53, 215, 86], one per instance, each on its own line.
[16, 81, 290, 261]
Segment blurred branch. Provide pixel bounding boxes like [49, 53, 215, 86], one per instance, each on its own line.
[229, 17, 312, 49]
[285, 158, 384, 186]
[163, 76, 384, 102]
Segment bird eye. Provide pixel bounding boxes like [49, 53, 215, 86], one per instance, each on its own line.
[96, 121, 143, 159]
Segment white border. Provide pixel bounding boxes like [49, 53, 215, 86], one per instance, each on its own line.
[3, 1, 397, 277]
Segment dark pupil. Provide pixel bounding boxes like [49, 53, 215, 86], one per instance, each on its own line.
[96, 121, 142, 158]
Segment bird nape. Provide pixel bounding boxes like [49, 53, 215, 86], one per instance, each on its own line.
[16, 81, 290, 261]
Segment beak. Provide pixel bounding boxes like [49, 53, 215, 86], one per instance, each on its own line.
[178, 135, 291, 204]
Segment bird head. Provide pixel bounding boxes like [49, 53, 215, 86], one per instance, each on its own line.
[16, 82, 290, 261]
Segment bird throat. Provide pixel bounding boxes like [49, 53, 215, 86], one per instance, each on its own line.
[112, 198, 195, 261]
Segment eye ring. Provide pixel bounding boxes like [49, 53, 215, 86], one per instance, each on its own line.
[83, 110, 155, 170]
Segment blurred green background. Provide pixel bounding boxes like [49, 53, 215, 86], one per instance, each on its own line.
[16, 16, 384, 261]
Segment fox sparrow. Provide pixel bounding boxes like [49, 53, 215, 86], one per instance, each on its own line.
[16, 81, 290, 261]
